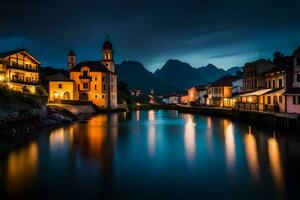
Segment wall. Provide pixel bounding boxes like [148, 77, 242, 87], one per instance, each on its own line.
[49, 81, 74, 102]
[286, 96, 300, 114]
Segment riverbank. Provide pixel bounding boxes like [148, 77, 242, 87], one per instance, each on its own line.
[178, 104, 300, 132]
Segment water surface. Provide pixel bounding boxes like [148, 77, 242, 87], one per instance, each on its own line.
[1, 110, 300, 199]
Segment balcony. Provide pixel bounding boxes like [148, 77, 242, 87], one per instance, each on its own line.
[79, 75, 92, 80]
[7, 64, 39, 72]
[10, 79, 40, 86]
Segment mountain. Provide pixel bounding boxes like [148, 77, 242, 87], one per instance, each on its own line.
[154, 59, 242, 90]
[115, 61, 177, 94]
[153, 59, 200, 89]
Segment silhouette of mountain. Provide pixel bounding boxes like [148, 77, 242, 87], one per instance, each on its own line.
[153, 59, 242, 89]
[115, 61, 178, 94]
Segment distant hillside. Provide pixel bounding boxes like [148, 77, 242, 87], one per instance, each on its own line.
[115, 61, 178, 94]
[154, 59, 242, 90]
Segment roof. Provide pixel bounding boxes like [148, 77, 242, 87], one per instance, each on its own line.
[69, 50, 76, 56]
[0, 48, 41, 64]
[263, 65, 285, 75]
[46, 73, 72, 82]
[70, 61, 115, 74]
[210, 75, 235, 87]
[103, 41, 112, 50]
[238, 89, 273, 97]
[264, 88, 284, 95]
[284, 87, 300, 95]
[195, 85, 206, 91]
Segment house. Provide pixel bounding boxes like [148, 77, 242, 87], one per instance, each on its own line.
[0, 48, 41, 93]
[180, 95, 188, 104]
[48, 39, 118, 109]
[169, 93, 179, 104]
[243, 59, 276, 92]
[207, 75, 236, 107]
[187, 85, 207, 105]
[284, 48, 300, 114]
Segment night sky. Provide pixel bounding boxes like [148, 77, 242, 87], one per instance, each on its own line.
[1, 0, 300, 71]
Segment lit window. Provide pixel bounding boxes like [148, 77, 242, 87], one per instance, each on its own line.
[83, 83, 88, 89]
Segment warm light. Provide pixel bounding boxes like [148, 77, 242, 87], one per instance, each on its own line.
[248, 97, 253, 102]
[148, 110, 156, 157]
[268, 136, 284, 192]
[54, 92, 59, 98]
[6, 142, 38, 194]
[184, 114, 196, 166]
[224, 122, 236, 176]
[244, 131, 260, 181]
[0, 75, 5, 81]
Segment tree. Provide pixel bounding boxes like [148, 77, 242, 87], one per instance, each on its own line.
[273, 51, 284, 66]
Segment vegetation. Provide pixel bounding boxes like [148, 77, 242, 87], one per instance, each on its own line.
[117, 81, 134, 106]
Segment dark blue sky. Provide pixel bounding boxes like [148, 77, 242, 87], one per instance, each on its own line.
[1, 0, 300, 72]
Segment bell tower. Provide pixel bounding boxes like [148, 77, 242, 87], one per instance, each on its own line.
[101, 37, 115, 72]
[68, 50, 76, 71]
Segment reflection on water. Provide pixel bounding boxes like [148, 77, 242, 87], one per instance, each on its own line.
[206, 117, 213, 155]
[184, 114, 196, 165]
[148, 110, 156, 157]
[268, 135, 284, 192]
[6, 142, 38, 195]
[244, 127, 260, 181]
[0, 110, 297, 199]
[224, 120, 236, 176]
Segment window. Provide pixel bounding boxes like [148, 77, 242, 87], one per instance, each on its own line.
[95, 84, 97, 90]
[279, 96, 283, 103]
[102, 76, 105, 82]
[268, 81, 271, 88]
[274, 96, 278, 104]
[78, 84, 80, 90]
[83, 83, 88, 89]
[95, 77, 97, 81]
[297, 58, 300, 66]
[103, 84, 106, 92]
[58, 84, 62, 89]
[297, 74, 300, 82]
[279, 79, 283, 88]
[95, 95, 98, 98]
[82, 70, 88, 77]
[273, 80, 276, 88]
[102, 95, 105, 99]
[292, 96, 300, 105]
[265, 81, 268, 88]
[267, 96, 271, 104]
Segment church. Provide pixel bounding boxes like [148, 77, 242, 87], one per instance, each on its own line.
[48, 40, 118, 109]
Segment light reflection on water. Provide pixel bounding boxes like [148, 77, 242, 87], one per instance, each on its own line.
[0, 110, 298, 199]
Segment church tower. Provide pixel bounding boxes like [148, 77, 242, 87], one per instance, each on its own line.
[101, 38, 115, 72]
[68, 50, 76, 71]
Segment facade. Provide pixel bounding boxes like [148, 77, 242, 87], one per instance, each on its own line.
[169, 95, 179, 104]
[187, 85, 207, 105]
[284, 49, 300, 113]
[180, 95, 188, 104]
[48, 40, 118, 109]
[207, 75, 235, 107]
[243, 59, 276, 92]
[0, 49, 41, 93]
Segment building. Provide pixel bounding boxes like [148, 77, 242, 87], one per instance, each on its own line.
[169, 93, 179, 104]
[0, 48, 41, 93]
[187, 85, 207, 105]
[48, 40, 118, 109]
[243, 59, 276, 92]
[180, 95, 188, 104]
[207, 75, 236, 107]
[284, 48, 300, 113]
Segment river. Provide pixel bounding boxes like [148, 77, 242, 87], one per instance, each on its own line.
[0, 110, 300, 199]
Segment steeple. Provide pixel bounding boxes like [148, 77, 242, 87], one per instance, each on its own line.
[101, 36, 114, 72]
[68, 50, 76, 71]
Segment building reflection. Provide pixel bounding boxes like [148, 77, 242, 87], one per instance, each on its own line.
[6, 142, 39, 195]
[184, 114, 196, 165]
[268, 135, 284, 192]
[50, 127, 67, 152]
[224, 120, 236, 176]
[244, 126, 260, 181]
[136, 110, 140, 121]
[206, 117, 213, 155]
[148, 110, 156, 157]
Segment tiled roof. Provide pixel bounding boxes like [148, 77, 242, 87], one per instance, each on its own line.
[0, 48, 41, 64]
[210, 75, 235, 87]
[263, 65, 285, 75]
[70, 61, 115, 74]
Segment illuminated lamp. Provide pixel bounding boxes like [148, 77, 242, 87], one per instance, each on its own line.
[248, 97, 253, 102]
[0, 75, 4, 82]
[54, 92, 59, 99]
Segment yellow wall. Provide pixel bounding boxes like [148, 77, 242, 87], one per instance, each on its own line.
[49, 81, 74, 102]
